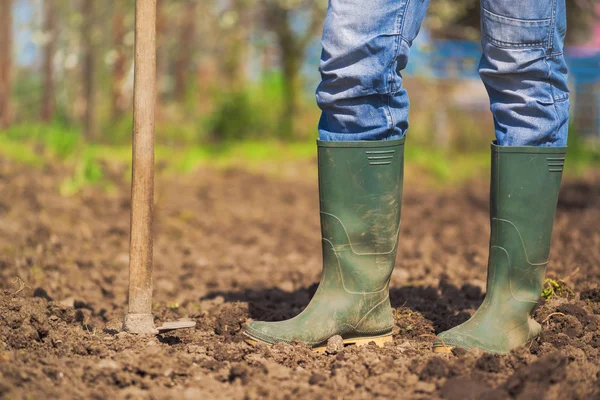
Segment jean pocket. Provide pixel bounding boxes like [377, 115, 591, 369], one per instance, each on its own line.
[481, 7, 551, 49]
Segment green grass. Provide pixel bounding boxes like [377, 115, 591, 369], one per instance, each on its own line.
[3, 122, 81, 160]
[59, 150, 106, 196]
[1, 122, 599, 195]
[405, 145, 490, 184]
[0, 135, 43, 166]
[565, 132, 600, 174]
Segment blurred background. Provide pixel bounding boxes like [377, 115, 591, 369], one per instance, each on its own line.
[0, 0, 599, 189]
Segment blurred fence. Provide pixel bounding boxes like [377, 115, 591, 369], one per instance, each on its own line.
[404, 40, 600, 141]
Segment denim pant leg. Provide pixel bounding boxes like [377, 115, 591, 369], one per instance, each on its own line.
[480, 0, 570, 147]
[316, 0, 430, 141]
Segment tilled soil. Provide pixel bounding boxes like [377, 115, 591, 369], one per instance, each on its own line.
[0, 156, 599, 399]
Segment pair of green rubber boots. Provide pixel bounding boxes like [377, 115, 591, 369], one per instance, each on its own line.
[244, 139, 566, 354]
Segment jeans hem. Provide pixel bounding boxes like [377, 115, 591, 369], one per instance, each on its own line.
[317, 137, 405, 148]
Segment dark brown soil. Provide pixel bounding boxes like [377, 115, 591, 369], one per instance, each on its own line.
[0, 156, 599, 399]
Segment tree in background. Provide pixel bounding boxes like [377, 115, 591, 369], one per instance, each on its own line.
[262, 0, 325, 138]
[220, 0, 252, 88]
[1, 0, 598, 145]
[428, 0, 598, 42]
[112, 0, 129, 120]
[42, 0, 57, 122]
[0, 0, 13, 128]
[80, 0, 97, 139]
[174, 0, 198, 103]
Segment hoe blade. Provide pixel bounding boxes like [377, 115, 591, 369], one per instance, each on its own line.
[156, 320, 196, 333]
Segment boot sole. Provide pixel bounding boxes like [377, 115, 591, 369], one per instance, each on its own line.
[432, 337, 538, 354]
[432, 345, 453, 354]
[245, 334, 393, 353]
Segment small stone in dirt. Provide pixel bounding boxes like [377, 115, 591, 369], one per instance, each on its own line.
[326, 335, 344, 354]
[33, 288, 53, 301]
[103, 319, 122, 335]
[59, 297, 75, 308]
[279, 281, 294, 292]
[146, 337, 160, 347]
[309, 373, 327, 386]
[97, 359, 119, 369]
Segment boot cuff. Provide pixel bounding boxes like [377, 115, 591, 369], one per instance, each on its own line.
[317, 137, 405, 148]
[491, 141, 567, 154]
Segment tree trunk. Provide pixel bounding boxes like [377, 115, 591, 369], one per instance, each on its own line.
[273, 7, 301, 139]
[112, 0, 127, 120]
[155, 0, 167, 121]
[174, 2, 197, 103]
[0, 0, 13, 128]
[81, 0, 97, 139]
[280, 49, 301, 139]
[222, 0, 248, 88]
[41, 0, 57, 122]
[264, 0, 325, 139]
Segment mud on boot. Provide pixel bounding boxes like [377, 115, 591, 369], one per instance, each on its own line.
[434, 143, 565, 354]
[244, 139, 405, 350]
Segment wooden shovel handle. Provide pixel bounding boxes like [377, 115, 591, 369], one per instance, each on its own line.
[128, 0, 157, 315]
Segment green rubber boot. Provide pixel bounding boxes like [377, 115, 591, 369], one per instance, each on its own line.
[434, 142, 566, 354]
[244, 138, 404, 350]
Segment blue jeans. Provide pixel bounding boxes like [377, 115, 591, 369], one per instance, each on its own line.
[316, 0, 569, 147]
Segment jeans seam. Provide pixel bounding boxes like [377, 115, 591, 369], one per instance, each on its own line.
[544, 53, 569, 103]
[544, 56, 565, 142]
[385, 35, 400, 136]
[398, 0, 412, 36]
[483, 33, 546, 49]
[481, 7, 552, 25]
[548, 0, 557, 53]
[384, 6, 409, 139]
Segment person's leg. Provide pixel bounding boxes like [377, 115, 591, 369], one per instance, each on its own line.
[244, 0, 429, 349]
[317, 0, 430, 141]
[434, 0, 568, 354]
[481, 0, 569, 146]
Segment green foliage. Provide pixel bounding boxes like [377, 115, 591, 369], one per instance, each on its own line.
[0, 135, 42, 166]
[207, 74, 289, 142]
[208, 90, 257, 141]
[404, 145, 490, 185]
[103, 116, 134, 146]
[59, 152, 105, 196]
[541, 278, 575, 300]
[3, 122, 81, 159]
[565, 127, 600, 173]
